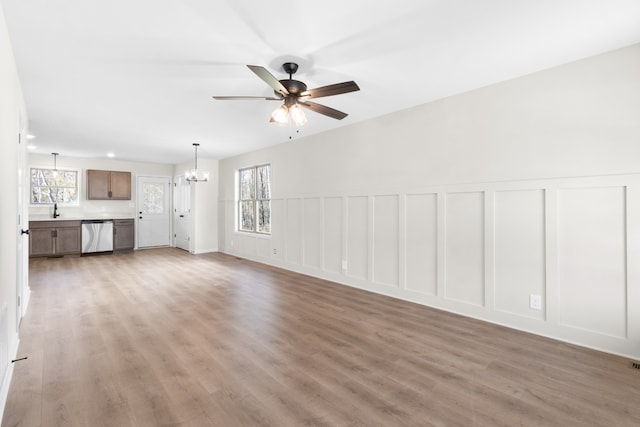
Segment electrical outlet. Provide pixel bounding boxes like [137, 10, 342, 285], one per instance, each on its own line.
[273, 248, 277, 255]
[530, 294, 542, 310]
[341, 260, 348, 271]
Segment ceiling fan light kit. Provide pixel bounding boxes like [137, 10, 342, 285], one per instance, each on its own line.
[213, 62, 360, 126]
[271, 98, 308, 126]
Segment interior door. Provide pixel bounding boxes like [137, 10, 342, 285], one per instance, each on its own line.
[173, 175, 191, 251]
[137, 176, 171, 248]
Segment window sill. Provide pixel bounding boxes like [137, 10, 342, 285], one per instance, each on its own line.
[235, 231, 271, 239]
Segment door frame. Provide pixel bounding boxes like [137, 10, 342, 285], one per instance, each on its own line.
[136, 175, 172, 248]
[173, 174, 191, 252]
[16, 120, 29, 327]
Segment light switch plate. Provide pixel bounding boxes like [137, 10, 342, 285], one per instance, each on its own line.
[530, 294, 542, 310]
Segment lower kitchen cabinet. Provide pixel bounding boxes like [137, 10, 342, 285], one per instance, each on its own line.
[29, 220, 82, 257]
[114, 219, 135, 251]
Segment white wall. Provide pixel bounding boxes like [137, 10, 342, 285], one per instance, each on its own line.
[219, 44, 640, 359]
[173, 158, 219, 254]
[0, 2, 26, 418]
[192, 158, 219, 254]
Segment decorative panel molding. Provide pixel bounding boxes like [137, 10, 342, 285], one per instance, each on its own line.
[303, 198, 322, 270]
[494, 189, 546, 319]
[373, 195, 399, 287]
[445, 192, 485, 306]
[270, 199, 284, 260]
[347, 196, 368, 280]
[558, 186, 627, 338]
[224, 200, 235, 250]
[405, 193, 438, 295]
[286, 198, 302, 265]
[256, 237, 270, 259]
[221, 174, 640, 359]
[323, 197, 343, 274]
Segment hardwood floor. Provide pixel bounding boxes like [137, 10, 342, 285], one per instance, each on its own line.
[3, 248, 639, 426]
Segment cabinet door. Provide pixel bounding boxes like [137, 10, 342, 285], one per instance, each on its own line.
[110, 171, 131, 200]
[56, 227, 82, 255]
[29, 228, 55, 256]
[87, 170, 110, 200]
[114, 220, 134, 251]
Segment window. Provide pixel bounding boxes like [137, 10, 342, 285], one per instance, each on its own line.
[238, 164, 271, 234]
[30, 168, 79, 205]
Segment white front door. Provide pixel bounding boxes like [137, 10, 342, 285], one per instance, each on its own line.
[137, 176, 171, 248]
[173, 175, 191, 251]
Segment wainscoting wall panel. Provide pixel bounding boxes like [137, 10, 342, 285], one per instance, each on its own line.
[444, 192, 485, 307]
[494, 189, 546, 320]
[303, 198, 322, 270]
[373, 195, 399, 287]
[270, 199, 284, 261]
[221, 174, 640, 358]
[323, 197, 343, 274]
[405, 193, 438, 296]
[255, 236, 270, 259]
[286, 198, 302, 265]
[558, 186, 628, 338]
[347, 196, 369, 280]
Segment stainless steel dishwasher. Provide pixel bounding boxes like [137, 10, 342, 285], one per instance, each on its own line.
[81, 219, 114, 254]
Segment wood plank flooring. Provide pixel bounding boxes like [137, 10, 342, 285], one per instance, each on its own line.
[3, 248, 639, 426]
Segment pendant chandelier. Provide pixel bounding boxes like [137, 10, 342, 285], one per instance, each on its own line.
[51, 152, 59, 177]
[185, 143, 209, 182]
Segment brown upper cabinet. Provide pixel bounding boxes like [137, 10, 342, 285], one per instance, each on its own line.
[87, 170, 131, 200]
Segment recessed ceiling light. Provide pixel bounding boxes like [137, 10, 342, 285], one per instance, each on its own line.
[107, 153, 115, 158]
[27, 144, 37, 150]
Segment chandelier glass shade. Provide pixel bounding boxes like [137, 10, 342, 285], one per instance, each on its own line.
[185, 143, 209, 182]
[271, 100, 307, 126]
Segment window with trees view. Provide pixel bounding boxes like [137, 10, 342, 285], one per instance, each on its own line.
[238, 164, 271, 234]
[30, 168, 79, 205]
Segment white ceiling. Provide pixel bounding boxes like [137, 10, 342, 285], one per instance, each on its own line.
[4, 0, 640, 165]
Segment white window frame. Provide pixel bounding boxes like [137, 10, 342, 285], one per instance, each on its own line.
[237, 164, 271, 235]
[29, 166, 81, 206]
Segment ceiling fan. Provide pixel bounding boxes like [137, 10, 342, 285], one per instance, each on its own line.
[213, 62, 360, 125]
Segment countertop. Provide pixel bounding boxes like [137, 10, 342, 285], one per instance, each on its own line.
[29, 216, 135, 222]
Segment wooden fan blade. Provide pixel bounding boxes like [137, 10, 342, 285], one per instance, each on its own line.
[299, 101, 348, 120]
[301, 81, 360, 99]
[213, 96, 282, 100]
[247, 65, 289, 96]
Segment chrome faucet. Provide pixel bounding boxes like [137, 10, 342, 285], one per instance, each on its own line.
[53, 203, 60, 218]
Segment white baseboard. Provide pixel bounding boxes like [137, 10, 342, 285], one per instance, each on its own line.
[191, 247, 219, 255]
[0, 336, 18, 426]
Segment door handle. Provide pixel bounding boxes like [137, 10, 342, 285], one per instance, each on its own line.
[21, 229, 29, 235]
